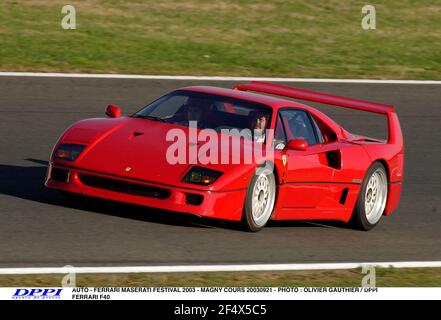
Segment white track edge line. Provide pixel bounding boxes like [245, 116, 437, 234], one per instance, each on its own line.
[1, 261, 441, 275]
[0, 72, 440, 84]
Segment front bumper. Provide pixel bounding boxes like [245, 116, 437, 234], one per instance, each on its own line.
[45, 163, 245, 221]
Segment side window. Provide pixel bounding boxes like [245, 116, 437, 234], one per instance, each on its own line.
[311, 116, 325, 143]
[311, 115, 337, 143]
[273, 114, 287, 150]
[279, 109, 318, 145]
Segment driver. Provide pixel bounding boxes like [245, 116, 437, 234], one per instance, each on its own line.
[177, 97, 209, 128]
[250, 112, 268, 143]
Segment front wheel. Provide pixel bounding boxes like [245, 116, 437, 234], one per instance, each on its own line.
[351, 162, 388, 231]
[242, 168, 276, 232]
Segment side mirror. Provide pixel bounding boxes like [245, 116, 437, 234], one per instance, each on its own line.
[106, 104, 121, 118]
[286, 138, 308, 151]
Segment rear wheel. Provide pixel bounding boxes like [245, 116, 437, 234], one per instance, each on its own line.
[351, 162, 388, 230]
[242, 168, 276, 232]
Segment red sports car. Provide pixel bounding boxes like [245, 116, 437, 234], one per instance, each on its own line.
[45, 81, 404, 231]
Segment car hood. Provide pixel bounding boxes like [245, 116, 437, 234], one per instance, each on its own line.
[56, 117, 262, 190]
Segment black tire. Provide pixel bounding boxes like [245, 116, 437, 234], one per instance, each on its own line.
[351, 162, 388, 231]
[242, 168, 276, 232]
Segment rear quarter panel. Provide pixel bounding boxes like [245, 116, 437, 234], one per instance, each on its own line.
[361, 142, 404, 215]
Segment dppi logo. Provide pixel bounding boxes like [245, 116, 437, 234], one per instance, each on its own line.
[13, 288, 63, 299]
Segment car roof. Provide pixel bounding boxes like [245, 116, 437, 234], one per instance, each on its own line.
[178, 86, 315, 112]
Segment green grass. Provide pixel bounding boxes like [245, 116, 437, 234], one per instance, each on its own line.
[0, 0, 440, 79]
[1, 268, 441, 287]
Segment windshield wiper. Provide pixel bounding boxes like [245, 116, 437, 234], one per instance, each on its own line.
[131, 114, 166, 122]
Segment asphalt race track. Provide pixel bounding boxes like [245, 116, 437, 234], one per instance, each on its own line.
[0, 76, 440, 267]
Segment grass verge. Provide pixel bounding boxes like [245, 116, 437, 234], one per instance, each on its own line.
[1, 268, 440, 287]
[0, 0, 440, 79]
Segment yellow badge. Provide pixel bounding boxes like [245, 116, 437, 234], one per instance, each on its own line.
[282, 155, 287, 166]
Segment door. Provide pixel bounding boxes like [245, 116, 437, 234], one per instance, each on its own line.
[275, 109, 335, 208]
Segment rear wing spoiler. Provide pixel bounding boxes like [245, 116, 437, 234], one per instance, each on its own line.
[234, 81, 402, 146]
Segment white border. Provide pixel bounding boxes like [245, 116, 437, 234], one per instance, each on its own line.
[2, 287, 441, 300]
[1, 261, 441, 275]
[0, 72, 441, 84]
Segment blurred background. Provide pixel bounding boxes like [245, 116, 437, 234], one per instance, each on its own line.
[1, 0, 440, 79]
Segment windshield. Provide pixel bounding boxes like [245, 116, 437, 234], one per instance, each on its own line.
[133, 90, 272, 135]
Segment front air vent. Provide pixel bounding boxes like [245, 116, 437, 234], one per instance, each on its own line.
[185, 193, 204, 206]
[51, 168, 70, 183]
[78, 174, 170, 199]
